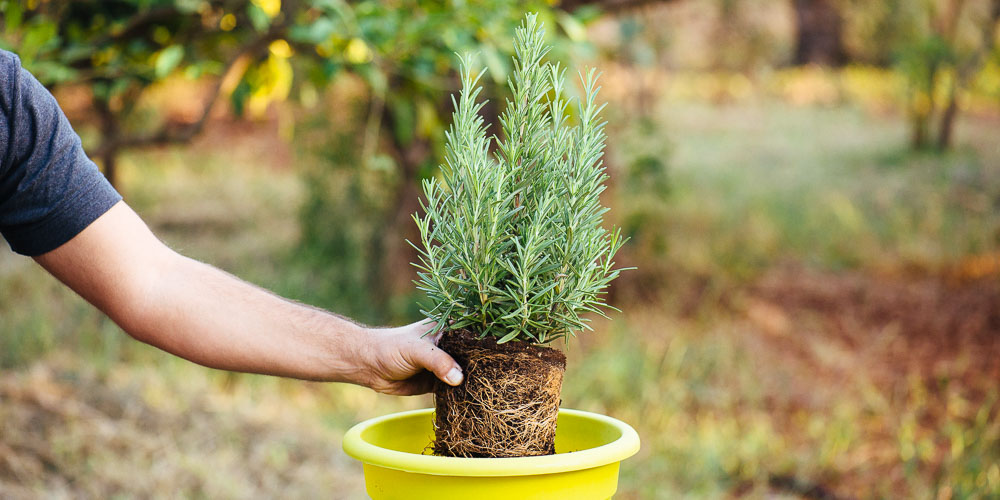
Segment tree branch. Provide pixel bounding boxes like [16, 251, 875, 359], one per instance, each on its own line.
[557, 0, 677, 14]
[91, 24, 286, 158]
[104, 6, 180, 44]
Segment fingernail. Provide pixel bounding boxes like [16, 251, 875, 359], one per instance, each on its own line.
[445, 367, 463, 386]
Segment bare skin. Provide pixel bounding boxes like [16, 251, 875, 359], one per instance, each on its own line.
[33, 201, 462, 396]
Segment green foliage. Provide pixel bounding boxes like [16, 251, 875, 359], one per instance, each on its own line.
[0, 1, 264, 106]
[612, 116, 672, 296]
[291, 93, 401, 325]
[412, 15, 625, 344]
[288, 1, 584, 324]
[0, 0, 305, 188]
[0, 1, 582, 174]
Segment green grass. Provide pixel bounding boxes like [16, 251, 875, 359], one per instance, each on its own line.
[564, 310, 1000, 499]
[613, 100, 1000, 289]
[2, 92, 999, 498]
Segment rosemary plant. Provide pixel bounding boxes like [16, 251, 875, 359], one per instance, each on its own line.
[412, 13, 625, 344]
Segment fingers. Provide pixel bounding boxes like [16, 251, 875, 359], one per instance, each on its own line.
[361, 321, 461, 395]
[382, 371, 437, 396]
[412, 343, 463, 386]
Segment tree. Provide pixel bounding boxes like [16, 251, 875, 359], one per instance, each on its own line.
[896, 0, 1000, 150]
[792, 0, 847, 66]
[0, 0, 304, 186]
[0, 0, 586, 187]
[933, 0, 1000, 149]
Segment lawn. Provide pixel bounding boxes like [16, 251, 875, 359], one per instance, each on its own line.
[2, 89, 998, 498]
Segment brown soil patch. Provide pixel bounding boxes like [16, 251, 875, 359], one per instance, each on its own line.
[739, 266, 1000, 497]
[434, 330, 566, 458]
[747, 266, 1000, 395]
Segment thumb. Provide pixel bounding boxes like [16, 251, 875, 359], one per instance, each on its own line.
[413, 344, 463, 386]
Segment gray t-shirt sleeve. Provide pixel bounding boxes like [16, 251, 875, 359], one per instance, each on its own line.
[0, 50, 122, 256]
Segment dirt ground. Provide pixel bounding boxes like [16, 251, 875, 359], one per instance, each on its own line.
[0, 363, 366, 499]
[3, 266, 995, 499]
[748, 266, 1000, 394]
[740, 266, 1000, 498]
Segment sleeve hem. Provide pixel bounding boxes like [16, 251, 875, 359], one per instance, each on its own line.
[2, 174, 122, 256]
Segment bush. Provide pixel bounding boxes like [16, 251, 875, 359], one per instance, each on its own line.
[412, 15, 625, 344]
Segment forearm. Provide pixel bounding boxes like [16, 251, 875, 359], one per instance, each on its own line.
[123, 252, 369, 382]
[36, 201, 461, 394]
[35, 202, 369, 383]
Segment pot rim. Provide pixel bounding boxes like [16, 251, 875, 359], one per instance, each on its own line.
[342, 407, 640, 477]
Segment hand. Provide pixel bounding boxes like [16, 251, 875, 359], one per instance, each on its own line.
[359, 320, 464, 396]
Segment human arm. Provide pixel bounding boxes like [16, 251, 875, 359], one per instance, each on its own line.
[33, 201, 463, 395]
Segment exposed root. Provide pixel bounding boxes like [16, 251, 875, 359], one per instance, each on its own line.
[433, 331, 566, 458]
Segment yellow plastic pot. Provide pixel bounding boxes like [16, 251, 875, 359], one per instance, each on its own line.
[342, 408, 640, 500]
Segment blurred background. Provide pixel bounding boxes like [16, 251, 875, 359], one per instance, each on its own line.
[1, 0, 999, 498]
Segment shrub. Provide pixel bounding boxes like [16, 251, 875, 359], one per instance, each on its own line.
[412, 14, 625, 344]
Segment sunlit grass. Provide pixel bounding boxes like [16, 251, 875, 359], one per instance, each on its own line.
[563, 309, 999, 499]
[614, 98, 1000, 292]
[2, 87, 998, 498]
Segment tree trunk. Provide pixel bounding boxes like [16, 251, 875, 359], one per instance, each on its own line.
[792, 0, 847, 66]
[381, 137, 429, 302]
[937, 87, 959, 150]
[373, 91, 433, 316]
[911, 111, 930, 150]
[101, 149, 119, 188]
[93, 95, 121, 188]
[933, 0, 1000, 151]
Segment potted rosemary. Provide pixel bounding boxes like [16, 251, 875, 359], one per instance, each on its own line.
[344, 14, 638, 499]
[413, 13, 625, 458]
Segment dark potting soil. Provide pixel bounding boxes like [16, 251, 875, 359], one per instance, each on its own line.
[437, 329, 567, 371]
